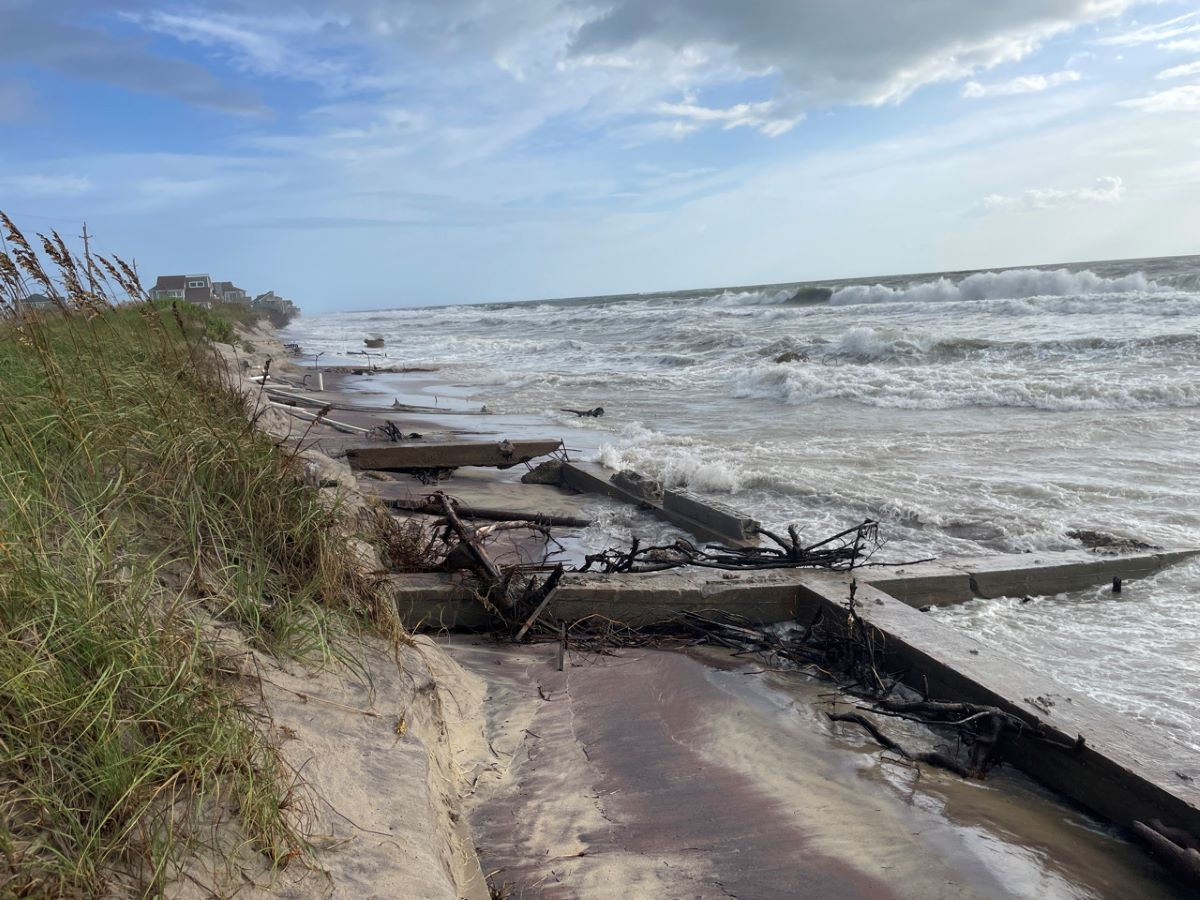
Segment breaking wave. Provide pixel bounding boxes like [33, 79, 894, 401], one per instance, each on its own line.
[830, 268, 1161, 306]
[731, 362, 1200, 411]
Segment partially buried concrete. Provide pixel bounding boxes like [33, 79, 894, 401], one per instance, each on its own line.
[388, 547, 1200, 862]
[556, 459, 761, 546]
[387, 548, 1200, 629]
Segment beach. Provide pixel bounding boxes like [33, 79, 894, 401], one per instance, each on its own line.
[262, 288, 1197, 897]
[282, 255, 1200, 755]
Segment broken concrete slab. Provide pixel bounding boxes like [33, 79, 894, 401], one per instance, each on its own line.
[790, 571, 1200, 838]
[662, 487, 760, 544]
[954, 549, 1198, 599]
[610, 468, 664, 505]
[864, 549, 1200, 607]
[388, 551, 1200, 847]
[559, 460, 761, 547]
[346, 439, 562, 472]
[387, 548, 1200, 629]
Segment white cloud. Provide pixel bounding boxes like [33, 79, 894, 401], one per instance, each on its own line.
[981, 175, 1125, 211]
[1157, 60, 1200, 79]
[0, 174, 93, 196]
[1161, 38, 1200, 53]
[125, 10, 350, 84]
[962, 69, 1080, 98]
[1098, 9, 1200, 46]
[654, 98, 800, 137]
[67, 0, 1145, 137]
[1120, 83, 1200, 112]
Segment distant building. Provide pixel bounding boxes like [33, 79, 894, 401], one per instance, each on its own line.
[150, 274, 251, 307]
[17, 292, 58, 313]
[252, 290, 299, 325]
[252, 291, 297, 314]
[212, 281, 250, 304]
[150, 273, 219, 306]
[148, 274, 297, 320]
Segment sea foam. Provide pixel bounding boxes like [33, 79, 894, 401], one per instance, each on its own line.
[831, 268, 1161, 306]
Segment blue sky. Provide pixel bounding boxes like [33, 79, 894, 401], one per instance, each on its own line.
[1, 1, 1198, 311]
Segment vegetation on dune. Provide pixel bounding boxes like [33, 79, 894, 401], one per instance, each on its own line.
[0, 213, 391, 896]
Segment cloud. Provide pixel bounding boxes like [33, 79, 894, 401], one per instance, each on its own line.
[1161, 38, 1200, 53]
[4, 0, 1137, 137]
[0, 174, 93, 196]
[1120, 83, 1200, 112]
[124, 9, 351, 85]
[962, 69, 1080, 98]
[0, 4, 268, 116]
[1157, 60, 1200, 79]
[567, 0, 1138, 109]
[1098, 9, 1200, 46]
[980, 175, 1125, 211]
[653, 98, 800, 136]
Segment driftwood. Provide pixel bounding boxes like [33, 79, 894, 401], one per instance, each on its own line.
[580, 520, 882, 574]
[425, 492, 566, 616]
[435, 492, 509, 608]
[386, 496, 591, 528]
[1132, 820, 1200, 887]
[515, 564, 565, 641]
[268, 401, 369, 435]
[369, 420, 423, 442]
[560, 407, 605, 417]
[826, 712, 972, 778]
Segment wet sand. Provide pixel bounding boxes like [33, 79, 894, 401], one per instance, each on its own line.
[448, 640, 1185, 900]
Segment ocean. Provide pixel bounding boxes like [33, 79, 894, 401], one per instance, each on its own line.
[283, 254, 1200, 755]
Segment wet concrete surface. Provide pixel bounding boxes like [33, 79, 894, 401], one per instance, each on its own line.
[447, 641, 1187, 900]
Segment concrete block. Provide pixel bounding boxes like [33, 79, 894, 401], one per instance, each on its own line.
[861, 564, 973, 607]
[954, 549, 1200, 599]
[662, 488, 760, 543]
[611, 469, 664, 505]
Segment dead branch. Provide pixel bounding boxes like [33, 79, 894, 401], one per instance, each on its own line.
[827, 712, 972, 778]
[386, 496, 591, 528]
[1133, 820, 1200, 888]
[579, 519, 883, 574]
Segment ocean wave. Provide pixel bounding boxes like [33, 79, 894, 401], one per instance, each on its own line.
[830, 267, 1162, 306]
[702, 288, 798, 306]
[759, 326, 1200, 366]
[731, 361, 1200, 411]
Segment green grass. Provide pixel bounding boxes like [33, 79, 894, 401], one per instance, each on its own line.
[0, 218, 392, 895]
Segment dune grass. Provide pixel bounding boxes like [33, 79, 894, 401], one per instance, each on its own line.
[0, 215, 389, 895]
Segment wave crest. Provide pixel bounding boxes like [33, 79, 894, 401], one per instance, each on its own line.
[830, 268, 1161, 306]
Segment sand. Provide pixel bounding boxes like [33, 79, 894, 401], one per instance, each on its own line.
[446, 640, 1187, 900]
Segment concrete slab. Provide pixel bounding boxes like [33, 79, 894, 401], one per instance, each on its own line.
[391, 559, 1200, 850]
[857, 563, 973, 608]
[388, 548, 1200, 628]
[790, 572, 1200, 838]
[951, 549, 1199, 599]
[560, 460, 761, 547]
[346, 439, 563, 471]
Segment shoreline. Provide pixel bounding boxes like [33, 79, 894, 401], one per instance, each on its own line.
[256, 326, 1191, 898]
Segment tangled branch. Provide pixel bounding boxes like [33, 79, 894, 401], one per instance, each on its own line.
[580, 519, 882, 574]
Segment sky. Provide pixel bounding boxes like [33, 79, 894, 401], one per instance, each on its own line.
[1, 1, 1198, 311]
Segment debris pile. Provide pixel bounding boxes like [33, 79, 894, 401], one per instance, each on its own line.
[580, 520, 882, 573]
